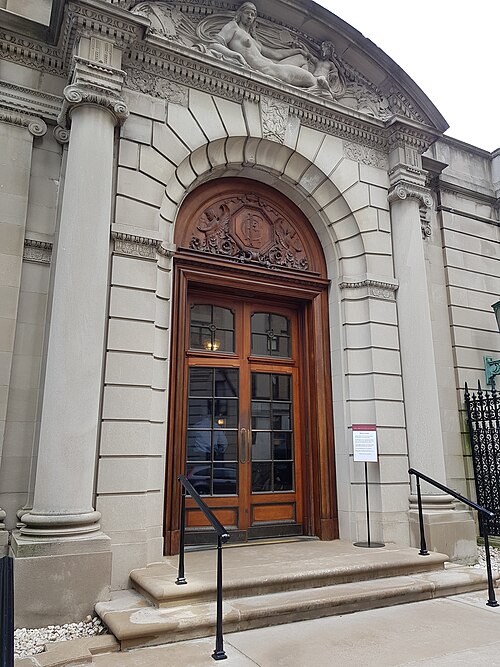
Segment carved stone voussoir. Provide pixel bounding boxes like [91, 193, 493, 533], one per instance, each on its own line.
[343, 141, 388, 169]
[261, 97, 288, 144]
[24, 239, 53, 264]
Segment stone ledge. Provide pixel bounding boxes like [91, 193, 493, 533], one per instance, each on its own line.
[15, 636, 119, 667]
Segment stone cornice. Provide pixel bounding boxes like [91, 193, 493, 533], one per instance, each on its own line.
[387, 119, 438, 155]
[112, 231, 175, 259]
[59, 1, 149, 72]
[124, 43, 398, 152]
[339, 277, 399, 300]
[0, 80, 61, 134]
[0, 0, 149, 77]
[58, 58, 128, 128]
[24, 239, 53, 264]
[0, 0, 443, 156]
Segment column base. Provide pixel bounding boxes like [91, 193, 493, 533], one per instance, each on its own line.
[11, 531, 112, 628]
[20, 509, 102, 538]
[409, 496, 477, 563]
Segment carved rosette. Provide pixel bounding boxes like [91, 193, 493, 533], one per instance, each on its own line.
[188, 194, 310, 272]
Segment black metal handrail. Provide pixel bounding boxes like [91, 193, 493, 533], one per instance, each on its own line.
[408, 468, 499, 608]
[177, 475, 230, 661]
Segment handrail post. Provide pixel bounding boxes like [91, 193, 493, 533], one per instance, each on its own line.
[415, 474, 429, 556]
[212, 534, 227, 661]
[481, 515, 499, 608]
[176, 482, 187, 585]
[0, 555, 14, 667]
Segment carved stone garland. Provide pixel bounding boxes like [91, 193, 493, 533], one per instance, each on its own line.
[189, 193, 310, 272]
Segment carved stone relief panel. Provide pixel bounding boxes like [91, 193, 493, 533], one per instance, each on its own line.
[188, 193, 310, 272]
[127, 1, 411, 122]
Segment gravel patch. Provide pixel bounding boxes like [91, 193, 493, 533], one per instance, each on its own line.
[14, 616, 107, 658]
[472, 545, 500, 571]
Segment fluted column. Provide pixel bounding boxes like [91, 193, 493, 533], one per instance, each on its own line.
[16, 60, 128, 546]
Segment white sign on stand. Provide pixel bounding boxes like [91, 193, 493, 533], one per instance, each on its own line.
[352, 424, 378, 462]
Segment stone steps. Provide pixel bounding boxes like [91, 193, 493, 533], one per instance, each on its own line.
[95, 541, 497, 651]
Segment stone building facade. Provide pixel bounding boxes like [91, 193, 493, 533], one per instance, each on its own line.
[0, 0, 498, 625]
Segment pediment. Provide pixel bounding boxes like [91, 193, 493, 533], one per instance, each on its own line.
[119, 0, 447, 132]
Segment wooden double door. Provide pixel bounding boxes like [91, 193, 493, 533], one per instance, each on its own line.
[184, 293, 303, 543]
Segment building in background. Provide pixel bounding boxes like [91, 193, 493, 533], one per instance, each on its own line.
[0, 0, 498, 627]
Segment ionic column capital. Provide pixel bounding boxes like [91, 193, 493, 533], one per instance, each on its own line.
[57, 58, 129, 129]
[388, 179, 433, 209]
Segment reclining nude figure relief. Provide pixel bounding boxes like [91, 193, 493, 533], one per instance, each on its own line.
[209, 2, 335, 95]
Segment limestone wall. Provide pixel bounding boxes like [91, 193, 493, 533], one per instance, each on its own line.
[425, 138, 500, 498]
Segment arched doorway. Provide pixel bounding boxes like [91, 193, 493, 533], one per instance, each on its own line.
[165, 178, 337, 552]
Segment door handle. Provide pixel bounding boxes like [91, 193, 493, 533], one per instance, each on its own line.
[239, 428, 248, 463]
[246, 428, 252, 466]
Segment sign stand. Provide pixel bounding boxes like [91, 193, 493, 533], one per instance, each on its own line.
[352, 424, 385, 549]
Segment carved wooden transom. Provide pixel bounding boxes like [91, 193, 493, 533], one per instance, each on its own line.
[188, 193, 309, 271]
[175, 179, 327, 277]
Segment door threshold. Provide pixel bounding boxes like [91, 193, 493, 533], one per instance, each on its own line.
[186, 535, 319, 552]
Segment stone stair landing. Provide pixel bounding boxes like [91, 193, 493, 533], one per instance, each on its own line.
[95, 540, 496, 650]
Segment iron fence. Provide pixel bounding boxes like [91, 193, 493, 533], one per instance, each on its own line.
[464, 382, 500, 536]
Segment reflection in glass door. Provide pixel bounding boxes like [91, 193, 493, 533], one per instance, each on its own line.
[186, 367, 239, 496]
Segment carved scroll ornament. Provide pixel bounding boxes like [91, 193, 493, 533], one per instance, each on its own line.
[188, 194, 309, 272]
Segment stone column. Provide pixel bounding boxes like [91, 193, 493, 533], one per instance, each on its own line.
[389, 160, 476, 560]
[13, 62, 128, 551]
[0, 116, 47, 553]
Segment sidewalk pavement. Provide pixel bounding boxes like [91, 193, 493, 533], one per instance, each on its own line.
[91, 590, 500, 666]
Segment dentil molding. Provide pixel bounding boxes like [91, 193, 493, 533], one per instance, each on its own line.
[24, 239, 53, 264]
[339, 278, 399, 301]
[0, 80, 62, 135]
[112, 231, 175, 259]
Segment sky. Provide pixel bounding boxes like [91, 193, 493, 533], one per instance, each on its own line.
[315, 0, 499, 152]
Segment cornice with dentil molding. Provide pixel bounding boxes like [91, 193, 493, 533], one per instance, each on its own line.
[112, 231, 176, 259]
[0, 1, 441, 157]
[0, 80, 61, 135]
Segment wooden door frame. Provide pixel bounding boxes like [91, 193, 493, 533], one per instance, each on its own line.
[164, 255, 338, 554]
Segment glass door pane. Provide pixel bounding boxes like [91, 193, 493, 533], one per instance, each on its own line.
[186, 367, 239, 495]
[251, 372, 294, 493]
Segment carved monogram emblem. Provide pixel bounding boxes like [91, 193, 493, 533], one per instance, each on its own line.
[189, 195, 309, 272]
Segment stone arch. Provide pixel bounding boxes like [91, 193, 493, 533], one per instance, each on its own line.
[155, 136, 368, 282]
